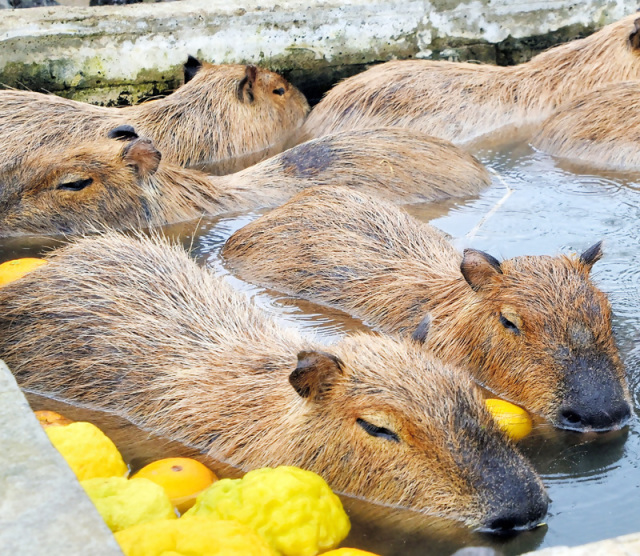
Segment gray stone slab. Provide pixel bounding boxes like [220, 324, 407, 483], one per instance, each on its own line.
[0, 0, 637, 104]
[0, 360, 122, 555]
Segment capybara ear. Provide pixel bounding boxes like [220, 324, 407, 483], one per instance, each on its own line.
[107, 125, 139, 142]
[237, 65, 258, 102]
[183, 55, 202, 83]
[411, 314, 431, 344]
[630, 18, 640, 49]
[122, 138, 162, 177]
[460, 249, 503, 292]
[289, 350, 345, 400]
[579, 241, 603, 270]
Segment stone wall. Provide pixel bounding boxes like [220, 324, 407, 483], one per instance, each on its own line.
[0, 0, 637, 105]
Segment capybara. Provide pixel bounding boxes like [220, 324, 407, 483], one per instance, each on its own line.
[222, 186, 632, 432]
[0, 126, 490, 236]
[297, 13, 640, 145]
[0, 57, 309, 169]
[531, 81, 640, 171]
[0, 233, 548, 532]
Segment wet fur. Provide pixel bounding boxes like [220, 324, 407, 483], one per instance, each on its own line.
[0, 128, 490, 236]
[0, 62, 309, 169]
[298, 13, 640, 144]
[532, 81, 640, 170]
[0, 233, 546, 528]
[223, 186, 630, 426]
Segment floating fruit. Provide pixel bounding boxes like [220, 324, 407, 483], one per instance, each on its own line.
[115, 516, 273, 556]
[34, 409, 73, 428]
[132, 457, 217, 513]
[45, 421, 128, 480]
[82, 476, 176, 533]
[186, 466, 350, 556]
[485, 398, 533, 441]
[0, 257, 47, 286]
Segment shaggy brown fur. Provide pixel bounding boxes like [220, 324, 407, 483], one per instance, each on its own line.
[223, 186, 631, 431]
[0, 60, 309, 169]
[531, 81, 640, 170]
[0, 127, 490, 236]
[297, 13, 640, 145]
[0, 233, 547, 532]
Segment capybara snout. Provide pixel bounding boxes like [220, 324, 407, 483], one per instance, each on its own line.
[222, 186, 631, 431]
[0, 233, 548, 530]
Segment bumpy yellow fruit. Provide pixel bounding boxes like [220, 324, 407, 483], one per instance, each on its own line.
[485, 398, 533, 441]
[185, 466, 350, 556]
[323, 550, 381, 556]
[115, 517, 274, 556]
[45, 421, 128, 480]
[81, 476, 177, 533]
[132, 457, 217, 513]
[0, 258, 48, 286]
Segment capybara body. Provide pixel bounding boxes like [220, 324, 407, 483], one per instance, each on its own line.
[0, 126, 490, 236]
[223, 186, 631, 432]
[298, 13, 640, 145]
[531, 81, 640, 171]
[0, 59, 309, 169]
[0, 233, 548, 532]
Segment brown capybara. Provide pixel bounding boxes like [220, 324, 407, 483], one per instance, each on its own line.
[531, 81, 640, 171]
[0, 233, 548, 533]
[0, 125, 490, 236]
[222, 186, 632, 432]
[297, 13, 640, 145]
[0, 57, 309, 170]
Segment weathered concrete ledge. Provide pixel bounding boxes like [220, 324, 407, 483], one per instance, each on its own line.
[0, 360, 122, 556]
[525, 532, 640, 555]
[0, 0, 637, 104]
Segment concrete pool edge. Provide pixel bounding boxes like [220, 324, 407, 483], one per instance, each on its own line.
[0, 360, 122, 555]
[0, 0, 638, 105]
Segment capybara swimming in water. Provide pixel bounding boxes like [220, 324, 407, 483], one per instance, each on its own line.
[531, 81, 640, 171]
[0, 57, 309, 169]
[223, 186, 632, 432]
[0, 126, 489, 236]
[297, 13, 640, 145]
[0, 233, 548, 532]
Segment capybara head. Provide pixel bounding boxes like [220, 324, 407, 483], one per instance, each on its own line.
[290, 333, 549, 532]
[0, 129, 162, 236]
[222, 185, 631, 432]
[163, 58, 309, 166]
[458, 245, 631, 432]
[0, 233, 547, 532]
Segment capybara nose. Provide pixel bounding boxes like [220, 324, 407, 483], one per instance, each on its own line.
[482, 494, 549, 535]
[557, 400, 632, 432]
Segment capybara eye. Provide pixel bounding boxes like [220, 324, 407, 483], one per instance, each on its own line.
[57, 177, 94, 192]
[356, 418, 400, 442]
[499, 314, 521, 335]
[272, 88, 285, 96]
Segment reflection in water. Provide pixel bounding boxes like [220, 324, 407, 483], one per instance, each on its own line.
[4, 132, 640, 554]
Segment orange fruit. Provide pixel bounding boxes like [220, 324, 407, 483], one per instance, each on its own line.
[324, 550, 381, 556]
[132, 457, 217, 513]
[485, 398, 533, 441]
[0, 258, 48, 286]
[34, 410, 74, 428]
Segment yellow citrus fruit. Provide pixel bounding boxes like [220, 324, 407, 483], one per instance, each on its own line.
[485, 398, 533, 441]
[131, 458, 217, 513]
[323, 550, 381, 556]
[115, 517, 274, 556]
[45, 421, 128, 480]
[186, 466, 350, 556]
[0, 258, 48, 286]
[34, 410, 74, 428]
[82, 476, 177, 533]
